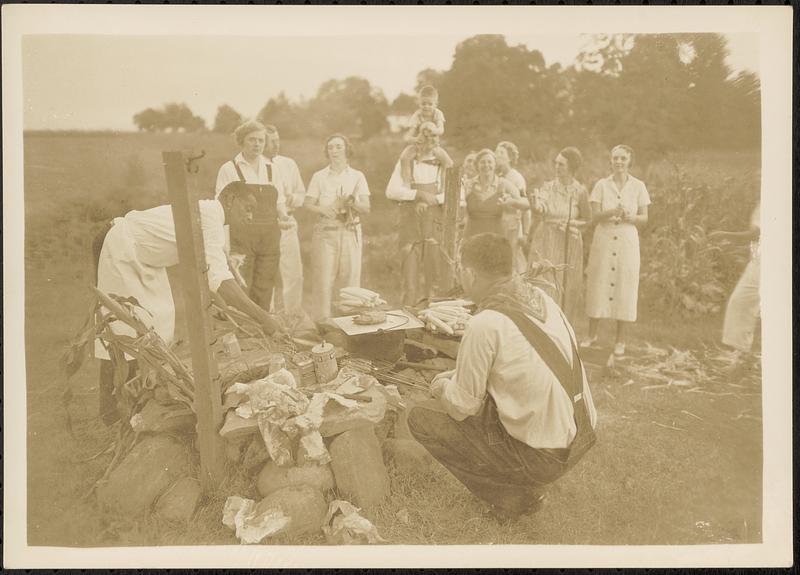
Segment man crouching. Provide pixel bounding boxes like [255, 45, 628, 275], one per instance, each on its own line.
[408, 232, 597, 520]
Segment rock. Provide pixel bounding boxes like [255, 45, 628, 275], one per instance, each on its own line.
[383, 438, 436, 472]
[97, 434, 190, 516]
[219, 410, 259, 439]
[154, 476, 202, 522]
[241, 436, 269, 472]
[319, 386, 387, 437]
[257, 461, 335, 497]
[131, 400, 195, 434]
[329, 426, 389, 513]
[255, 485, 327, 536]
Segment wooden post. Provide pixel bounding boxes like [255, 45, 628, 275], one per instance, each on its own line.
[441, 166, 461, 291]
[163, 151, 225, 491]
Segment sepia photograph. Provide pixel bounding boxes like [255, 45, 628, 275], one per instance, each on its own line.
[2, 4, 793, 568]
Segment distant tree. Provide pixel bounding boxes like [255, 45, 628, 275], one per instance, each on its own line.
[133, 102, 205, 132]
[308, 76, 389, 138]
[725, 70, 761, 148]
[257, 92, 313, 138]
[133, 107, 164, 132]
[575, 34, 635, 76]
[414, 68, 446, 94]
[569, 33, 759, 154]
[390, 93, 418, 115]
[161, 102, 206, 132]
[433, 35, 560, 148]
[213, 104, 243, 134]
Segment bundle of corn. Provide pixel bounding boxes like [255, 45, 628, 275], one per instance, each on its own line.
[62, 288, 195, 419]
[61, 289, 199, 497]
[417, 299, 473, 337]
[337, 287, 386, 312]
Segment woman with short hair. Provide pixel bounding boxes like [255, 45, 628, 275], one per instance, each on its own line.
[463, 149, 524, 239]
[303, 134, 370, 320]
[527, 147, 590, 325]
[583, 145, 651, 356]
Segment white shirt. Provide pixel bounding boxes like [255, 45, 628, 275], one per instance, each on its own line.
[269, 154, 306, 209]
[305, 165, 369, 210]
[214, 152, 287, 212]
[385, 158, 445, 204]
[439, 291, 597, 449]
[503, 168, 527, 195]
[122, 200, 233, 292]
[589, 174, 650, 217]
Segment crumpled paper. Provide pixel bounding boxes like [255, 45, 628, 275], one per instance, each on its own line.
[322, 500, 386, 544]
[284, 392, 357, 465]
[222, 367, 394, 466]
[228, 369, 309, 466]
[222, 496, 290, 544]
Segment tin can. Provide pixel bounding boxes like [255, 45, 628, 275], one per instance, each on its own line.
[311, 341, 338, 384]
[268, 353, 286, 375]
[222, 333, 241, 357]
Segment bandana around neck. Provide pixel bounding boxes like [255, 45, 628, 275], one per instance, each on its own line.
[478, 276, 547, 323]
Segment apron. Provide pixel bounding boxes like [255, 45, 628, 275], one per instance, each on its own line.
[93, 218, 170, 360]
[398, 158, 444, 304]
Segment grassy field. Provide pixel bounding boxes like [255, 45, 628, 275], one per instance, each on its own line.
[23, 132, 762, 547]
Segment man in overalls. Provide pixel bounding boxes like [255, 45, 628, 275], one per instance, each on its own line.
[215, 120, 286, 311]
[408, 233, 598, 520]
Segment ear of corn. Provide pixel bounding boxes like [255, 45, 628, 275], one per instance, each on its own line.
[338, 287, 386, 308]
[418, 300, 473, 337]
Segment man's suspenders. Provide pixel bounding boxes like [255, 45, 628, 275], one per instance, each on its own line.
[485, 305, 597, 466]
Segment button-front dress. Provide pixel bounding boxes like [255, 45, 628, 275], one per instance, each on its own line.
[585, 175, 651, 322]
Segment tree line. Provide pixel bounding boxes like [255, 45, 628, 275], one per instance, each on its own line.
[133, 33, 760, 156]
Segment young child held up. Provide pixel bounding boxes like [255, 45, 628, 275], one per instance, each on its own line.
[400, 85, 452, 185]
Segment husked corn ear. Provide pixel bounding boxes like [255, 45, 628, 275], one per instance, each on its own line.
[339, 287, 379, 300]
[427, 314, 455, 335]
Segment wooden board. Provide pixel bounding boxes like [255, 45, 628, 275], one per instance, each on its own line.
[329, 309, 424, 336]
[405, 329, 462, 359]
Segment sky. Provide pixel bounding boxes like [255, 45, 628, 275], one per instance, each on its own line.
[22, 33, 758, 131]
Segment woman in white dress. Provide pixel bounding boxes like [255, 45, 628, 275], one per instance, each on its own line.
[583, 145, 651, 356]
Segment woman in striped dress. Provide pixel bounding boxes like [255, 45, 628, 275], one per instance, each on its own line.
[527, 147, 590, 326]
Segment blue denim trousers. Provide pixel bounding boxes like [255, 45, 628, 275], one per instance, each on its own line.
[408, 398, 568, 516]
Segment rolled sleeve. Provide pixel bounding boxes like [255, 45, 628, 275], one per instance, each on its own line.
[305, 172, 321, 202]
[439, 314, 496, 420]
[385, 162, 417, 202]
[355, 172, 370, 198]
[215, 161, 237, 199]
[200, 201, 234, 291]
[288, 160, 306, 204]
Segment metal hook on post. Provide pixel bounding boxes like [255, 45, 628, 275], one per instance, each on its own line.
[185, 150, 206, 174]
